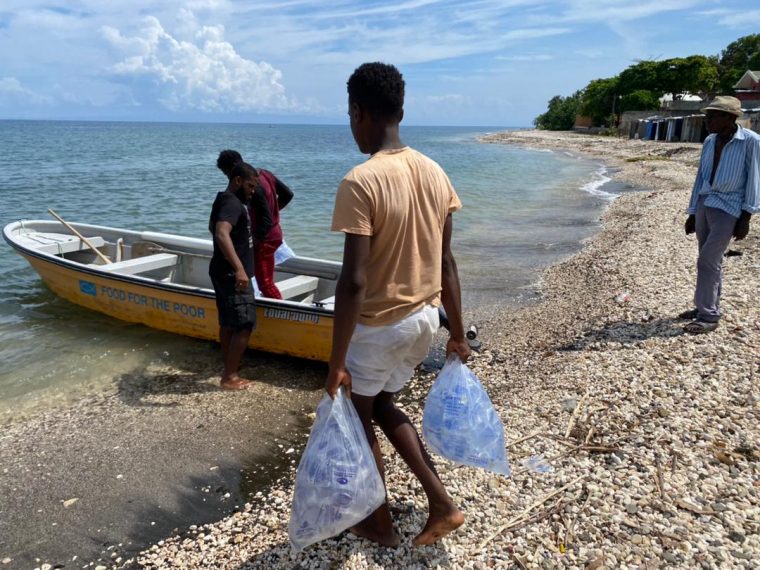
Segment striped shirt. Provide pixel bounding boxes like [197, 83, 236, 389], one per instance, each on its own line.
[687, 125, 760, 218]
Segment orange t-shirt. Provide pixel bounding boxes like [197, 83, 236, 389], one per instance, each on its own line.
[331, 147, 462, 326]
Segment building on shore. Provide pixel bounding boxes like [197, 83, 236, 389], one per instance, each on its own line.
[619, 101, 709, 143]
[576, 70, 760, 139]
[619, 71, 760, 141]
[733, 70, 760, 109]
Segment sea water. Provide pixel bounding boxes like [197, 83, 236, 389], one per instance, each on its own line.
[0, 121, 622, 421]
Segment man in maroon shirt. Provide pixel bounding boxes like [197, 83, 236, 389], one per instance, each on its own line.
[216, 150, 294, 298]
[251, 168, 293, 298]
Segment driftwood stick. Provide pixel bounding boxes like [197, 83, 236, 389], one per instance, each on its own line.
[513, 435, 632, 478]
[582, 445, 621, 453]
[480, 512, 530, 546]
[542, 433, 580, 448]
[565, 388, 589, 439]
[541, 433, 619, 455]
[479, 497, 565, 554]
[584, 424, 596, 445]
[653, 469, 663, 501]
[508, 429, 543, 449]
[500, 498, 565, 535]
[675, 498, 716, 516]
[509, 552, 528, 570]
[566, 489, 592, 545]
[513, 443, 620, 476]
[479, 475, 586, 549]
[655, 454, 667, 501]
[562, 512, 572, 543]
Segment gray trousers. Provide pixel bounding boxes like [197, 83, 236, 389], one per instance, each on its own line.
[694, 196, 737, 323]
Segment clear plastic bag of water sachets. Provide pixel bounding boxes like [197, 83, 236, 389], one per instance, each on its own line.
[288, 387, 385, 552]
[422, 355, 511, 476]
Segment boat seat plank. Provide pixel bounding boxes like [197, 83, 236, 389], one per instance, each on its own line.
[37, 236, 106, 255]
[98, 253, 179, 275]
[277, 275, 319, 300]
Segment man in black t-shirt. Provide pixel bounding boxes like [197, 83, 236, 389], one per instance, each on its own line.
[208, 162, 258, 390]
[216, 149, 291, 297]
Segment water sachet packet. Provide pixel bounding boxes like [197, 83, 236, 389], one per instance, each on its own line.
[422, 355, 511, 476]
[288, 387, 385, 552]
[274, 240, 296, 265]
[521, 454, 554, 474]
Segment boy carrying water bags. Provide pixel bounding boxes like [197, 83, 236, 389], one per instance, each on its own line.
[290, 62, 474, 551]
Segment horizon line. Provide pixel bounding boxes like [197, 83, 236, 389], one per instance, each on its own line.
[0, 117, 531, 129]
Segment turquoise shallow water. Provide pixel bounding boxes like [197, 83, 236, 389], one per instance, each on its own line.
[0, 121, 617, 420]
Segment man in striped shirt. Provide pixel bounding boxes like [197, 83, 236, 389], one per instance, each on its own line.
[682, 96, 760, 333]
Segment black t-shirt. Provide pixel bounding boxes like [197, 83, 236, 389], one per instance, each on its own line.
[208, 191, 254, 279]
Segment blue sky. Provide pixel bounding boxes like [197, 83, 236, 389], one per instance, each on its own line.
[0, 1, 757, 126]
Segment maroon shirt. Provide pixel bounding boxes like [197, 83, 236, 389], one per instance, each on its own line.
[249, 170, 278, 243]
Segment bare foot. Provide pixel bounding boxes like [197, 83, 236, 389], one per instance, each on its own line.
[220, 377, 253, 391]
[349, 524, 401, 547]
[413, 507, 464, 546]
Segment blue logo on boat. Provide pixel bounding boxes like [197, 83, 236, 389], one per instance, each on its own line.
[79, 280, 97, 296]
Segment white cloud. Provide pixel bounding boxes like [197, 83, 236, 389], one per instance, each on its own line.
[286, 25, 571, 67]
[425, 94, 470, 104]
[311, 0, 443, 19]
[558, 0, 703, 23]
[698, 9, 760, 29]
[53, 80, 138, 108]
[574, 48, 606, 59]
[501, 27, 571, 41]
[496, 54, 554, 62]
[102, 16, 294, 113]
[0, 0, 749, 124]
[0, 77, 51, 105]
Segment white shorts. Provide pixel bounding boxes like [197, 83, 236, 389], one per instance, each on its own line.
[347, 305, 440, 397]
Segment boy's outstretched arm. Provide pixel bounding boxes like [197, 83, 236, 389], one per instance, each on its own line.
[325, 233, 370, 398]
[440, 214, 470, 362]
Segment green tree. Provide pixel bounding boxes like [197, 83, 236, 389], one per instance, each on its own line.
[579, 77, 618, 126]
[659, 55, 719, 97]
[533, 92, 580, 130]
[718, 34, 760, 93]
[535, 34, 757, 132]
[617, 61, 663, 95]
[618, 90, 660, 113]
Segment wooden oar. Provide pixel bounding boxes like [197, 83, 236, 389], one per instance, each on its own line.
[47, 209, 112, 265]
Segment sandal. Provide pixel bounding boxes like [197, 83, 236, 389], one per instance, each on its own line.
[684, 320, 718, 334]
[678, 308, 699, 320]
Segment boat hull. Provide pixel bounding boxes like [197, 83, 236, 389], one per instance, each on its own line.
[21, 251, 333, 361]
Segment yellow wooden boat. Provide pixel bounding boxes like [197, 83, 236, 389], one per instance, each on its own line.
[3, 220, 338, 361]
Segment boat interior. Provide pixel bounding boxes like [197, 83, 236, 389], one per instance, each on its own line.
[7, 221, 340, 309]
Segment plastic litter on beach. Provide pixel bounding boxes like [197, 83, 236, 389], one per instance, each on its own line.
[614, 291, 631, 304]
[521, 454, 554, 474]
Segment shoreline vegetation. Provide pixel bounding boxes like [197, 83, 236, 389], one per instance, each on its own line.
[131, 130, 758, 567]
[2, 129, 758, 568]
[532, 34, 759, 132]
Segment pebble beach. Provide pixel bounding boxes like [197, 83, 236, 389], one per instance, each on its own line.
[124, 130, 760, 569]
[7, 129, 760, 569]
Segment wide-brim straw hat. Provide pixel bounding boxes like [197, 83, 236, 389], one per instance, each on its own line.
[701, 96, 743, 117]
